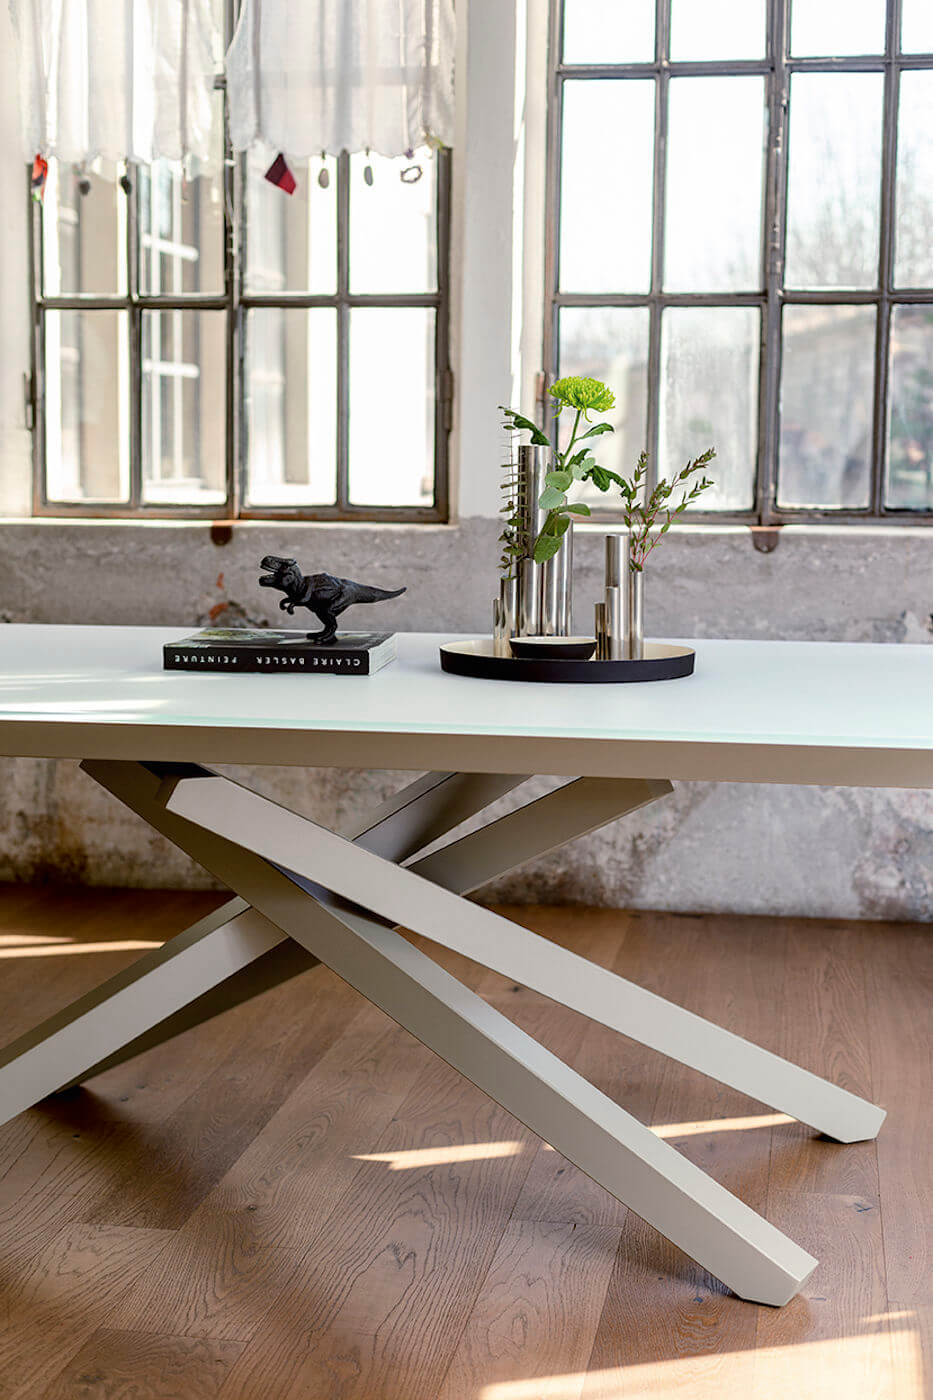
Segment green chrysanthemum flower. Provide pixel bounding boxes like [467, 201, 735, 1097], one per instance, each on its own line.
[548, 376, 616, 419]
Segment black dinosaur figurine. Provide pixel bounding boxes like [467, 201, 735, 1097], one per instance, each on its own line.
[258, 556, 406, 645]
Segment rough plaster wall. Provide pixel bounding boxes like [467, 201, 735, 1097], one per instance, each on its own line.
[1, 517, 932, 920]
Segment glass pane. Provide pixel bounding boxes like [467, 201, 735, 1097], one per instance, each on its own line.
[784, 73, 883, 290]
[559, 80, 654, 293]
[670, 0, 765, 59]
[902, 0, 933, 51]
[244, 309, 337, 507]
[41, 161, 124, 296]
[350, 150, 437, 293]
[790, 0, 885, 55]
[894, 72, 933, 287]
[138, 116, 224, 296]
[886, 307, 933, 509]
[563, 0, 654, 63]
[141, 312, 225, 505]
[557, 307, 649, 497]
[43, 310, 129, 503]
[659, 308, 759, 511]
[349, 309, 435, 506]
[244, 151, 337, 294]
[664, 77, 764, 292]
[778, 305, 875, 509]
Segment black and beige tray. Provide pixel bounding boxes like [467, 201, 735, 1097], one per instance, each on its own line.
[440, 638, 695, 684]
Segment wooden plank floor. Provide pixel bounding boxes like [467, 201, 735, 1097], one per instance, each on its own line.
[0, 887, 929, 1400]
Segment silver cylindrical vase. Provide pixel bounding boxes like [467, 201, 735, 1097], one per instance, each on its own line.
[538, 521, 573, 635]
[493, 576, 519, 655]
[514, 444, 574, 636]
[604, 532, 630, 659]
[627, 567, 645, 660]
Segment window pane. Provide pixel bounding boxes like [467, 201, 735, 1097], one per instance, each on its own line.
[43, 310, 129, 503]
[902, 0, 933, 52]
[784, 73, 883, 290]
[141, 312, 225, 505]
[244, 152, 337, 294]
[138, 160, 224, 296]
[778, 305, 875, 509]
[659, 308, 759, 511]
[244, 309, 337, 507]
[886, 307, 933, 509]
[894, 72, 933, 288]
[664, 77, 764, 292]
[790, 0, 885, 55]
[557, 307, 649, 495]
[559, 80, 654, 293]
[349, 150, 437, 293]
[563, 0, 654, 63]
[670, 0, 765, 60]
[41, 162, 123, 296]
[349, 309, 435, 506]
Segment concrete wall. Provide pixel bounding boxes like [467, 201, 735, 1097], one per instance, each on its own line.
[1, 516, 932, 921]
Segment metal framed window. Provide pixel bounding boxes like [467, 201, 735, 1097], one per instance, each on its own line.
[28, 9, 451, 523]
[545, 0, 933, 523]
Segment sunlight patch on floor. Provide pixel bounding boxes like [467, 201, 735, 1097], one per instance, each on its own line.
[651, 1112, 794, 1138]
[352, 1142, 526, 1170]
[0, 936, 162, 958]
[476, 1328, 920, 1399]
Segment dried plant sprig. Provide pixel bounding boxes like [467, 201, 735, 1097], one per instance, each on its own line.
[617, 448, 717, 570]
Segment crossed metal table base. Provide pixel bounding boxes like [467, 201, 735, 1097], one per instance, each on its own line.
[0, 760, 886, 1306]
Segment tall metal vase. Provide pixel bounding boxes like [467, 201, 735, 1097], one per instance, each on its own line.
[515, 444, 574, 636]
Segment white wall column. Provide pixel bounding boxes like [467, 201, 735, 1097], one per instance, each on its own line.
[451, 0, 530, 520]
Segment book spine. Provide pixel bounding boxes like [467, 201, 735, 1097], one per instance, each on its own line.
[163, 648, 374, 674]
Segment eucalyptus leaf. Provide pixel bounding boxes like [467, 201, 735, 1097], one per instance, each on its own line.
[552, 515, 572, 537]
[561, 502, 592, 516]
[499, 407, 550, 445]
[545, 470, 573, 490]
[538, 485, 566, 510]
[533, 532, 564, 563]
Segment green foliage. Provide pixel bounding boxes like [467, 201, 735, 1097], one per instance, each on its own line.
[499, 378, 616, 571]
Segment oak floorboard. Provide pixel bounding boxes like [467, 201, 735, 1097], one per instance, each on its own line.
[581, 913, 784, 1399]
[435, 1220, 621, 1400]
[753, 1189, 894, 1400]
[215, 973, 586, 1400]
[0, 1223, 172, 1400]
[40, 1329, 244, 1400]
[110, 1010, 432, 1341]
[864, 923, 933, 1307]
[83, 962, 365, 1230]
[769, 918, 879, 1200]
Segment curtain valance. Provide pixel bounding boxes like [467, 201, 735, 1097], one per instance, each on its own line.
[11, 0, 220, 170]
[224, 0, 455, 159]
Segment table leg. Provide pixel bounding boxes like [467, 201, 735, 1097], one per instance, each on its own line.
[164, 769, 886, 1146]
[77, 762, 816, 1306]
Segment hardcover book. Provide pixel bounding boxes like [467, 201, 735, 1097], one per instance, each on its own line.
[163, 629, 396, 675]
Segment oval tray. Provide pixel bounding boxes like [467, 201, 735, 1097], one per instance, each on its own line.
[440, 638, 695, 684]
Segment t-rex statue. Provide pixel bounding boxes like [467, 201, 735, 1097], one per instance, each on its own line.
[258, 555, 406, 645]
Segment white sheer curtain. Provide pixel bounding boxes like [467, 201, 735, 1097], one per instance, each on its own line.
[10, 0, 220, 169]
[226, 0, 455, 158]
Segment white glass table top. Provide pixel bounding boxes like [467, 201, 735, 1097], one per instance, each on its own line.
[0, 626, 931, 785]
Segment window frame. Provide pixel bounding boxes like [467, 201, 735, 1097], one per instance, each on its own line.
[543, 0, 933, 525]
[28, 40, 452, 524]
